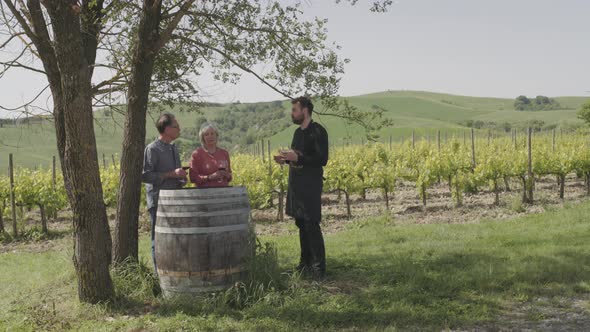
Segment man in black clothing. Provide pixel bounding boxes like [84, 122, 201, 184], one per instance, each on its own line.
[274, 96, 329, 278]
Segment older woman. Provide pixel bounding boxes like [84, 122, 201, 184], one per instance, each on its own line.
[189, 122, 232, 187]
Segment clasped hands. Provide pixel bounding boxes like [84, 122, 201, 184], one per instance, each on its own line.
[273, 149, 299, 165]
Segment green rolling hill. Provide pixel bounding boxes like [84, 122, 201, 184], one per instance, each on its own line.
[269, 91, 588, 147]
[1, 91, 588, 168]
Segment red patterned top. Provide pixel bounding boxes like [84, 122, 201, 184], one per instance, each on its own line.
[189, 147, 232, 187]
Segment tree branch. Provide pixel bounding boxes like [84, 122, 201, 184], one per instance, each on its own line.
[0, 31, 24, 48]
[0, 59, 46, 74]
[92, 70, 126, 95]
[153, 0, 196, 53]
[188, 10, 307, 38]
[178, 36, 293, 99]
[0, 83, 49, 111]
[81, 0, 105, 76]
[2, 0, 38, 44]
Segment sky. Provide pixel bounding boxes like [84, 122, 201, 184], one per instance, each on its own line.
[0, 0, 589, 118]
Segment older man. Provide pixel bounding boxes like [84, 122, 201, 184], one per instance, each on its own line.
[142, 113, 187, 271]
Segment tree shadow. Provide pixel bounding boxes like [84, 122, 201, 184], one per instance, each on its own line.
[104, 244, 590, 330]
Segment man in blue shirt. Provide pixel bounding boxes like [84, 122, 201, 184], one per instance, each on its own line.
[142, 113, 187, 271]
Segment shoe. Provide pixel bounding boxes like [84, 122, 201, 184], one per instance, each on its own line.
[310, 268, 325, 280]
[295, 263, 308, 273]
[309, 262, 326, 280]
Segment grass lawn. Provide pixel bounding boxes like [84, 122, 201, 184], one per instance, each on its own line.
[1, 201, 589, 331]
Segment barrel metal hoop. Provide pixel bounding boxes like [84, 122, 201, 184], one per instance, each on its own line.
[158, 197, 247, 205]
[159, 187, 247, 198]
[156, 208, 250, 218]
[161, 285, 227, 294]
[157, 266, 244, 278]
[155, 223, 248, 234]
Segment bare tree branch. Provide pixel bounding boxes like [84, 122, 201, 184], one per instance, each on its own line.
[0, 59, 45, 74]
[2, 0, 38, 44]
[0, 31, 23, 48]
[92, 70, 126, 95]
[0, 83, 49, 111]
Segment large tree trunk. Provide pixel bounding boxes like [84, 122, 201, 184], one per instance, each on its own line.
[113, 1, 162, 263]
[26, 0, 68, 178]
[49, 3, 113, 303]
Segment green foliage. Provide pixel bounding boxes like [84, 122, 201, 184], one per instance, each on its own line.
[0, 230, 12, 243]
[216, 239, 287, 309]
[519, 119, 546, 131]
[111, 258, 160, 302]
[0, 176, 9, 220]
[100, 0, 391, 134]
[12, 168, 67, 217]
[181, 102, 291, 151]
[509, 197, 526, 213]
[7, 133, 590, 216]
[101, 163, 121, 207]
[231, 153, 288, 209]
[576, 101, 590, 127]
[14, 227, 51, 242]
[514, 95, 562, 111]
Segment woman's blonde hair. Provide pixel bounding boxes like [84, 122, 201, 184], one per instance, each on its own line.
[199, 121, 219, 147]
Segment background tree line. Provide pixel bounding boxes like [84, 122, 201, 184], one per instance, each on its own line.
[514, 95, 565, 111]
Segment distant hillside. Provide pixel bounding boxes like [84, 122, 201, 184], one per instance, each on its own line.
[1, 90, 588, 168]
[269, 91, 589, 147]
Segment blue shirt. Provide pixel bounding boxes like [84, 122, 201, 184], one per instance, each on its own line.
[142, 139, 183, 209]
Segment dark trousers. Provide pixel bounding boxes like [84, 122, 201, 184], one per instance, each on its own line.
[295, 218, 326, 274]
[149, 207, 158, 274]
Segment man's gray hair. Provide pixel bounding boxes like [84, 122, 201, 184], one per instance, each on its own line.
[199, 121, 219, 146]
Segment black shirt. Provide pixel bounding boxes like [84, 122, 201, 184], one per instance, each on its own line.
[286, 120, 329, 221]
[290, 120, 329, 171]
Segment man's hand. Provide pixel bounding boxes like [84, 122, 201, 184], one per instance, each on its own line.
[280, 149, 299, 163]
[273, 154, 286, 164]
[174, 168, 187, 178]
[163, 168, 187, 180]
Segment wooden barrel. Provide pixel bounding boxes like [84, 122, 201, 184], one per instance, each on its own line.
[155, 186, 251, 297]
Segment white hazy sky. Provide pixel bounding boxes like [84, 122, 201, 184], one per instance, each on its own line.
[1, 0, 589, 117]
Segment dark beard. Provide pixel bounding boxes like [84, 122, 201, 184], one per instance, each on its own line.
[291, 116, 303, 125]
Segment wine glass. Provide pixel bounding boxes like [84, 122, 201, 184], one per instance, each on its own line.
[217, 160, 228, 182]
[179, 166, 190, 185]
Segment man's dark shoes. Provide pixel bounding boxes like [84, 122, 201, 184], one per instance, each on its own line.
[295, 263, 308, 273]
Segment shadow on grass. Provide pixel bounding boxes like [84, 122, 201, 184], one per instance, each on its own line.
[102, 243, 590, 330]
[0, 227, 71, 245]
[243, 248, 589, 330]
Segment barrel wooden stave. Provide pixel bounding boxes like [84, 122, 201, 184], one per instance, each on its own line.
[155, 187, 250, 297]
